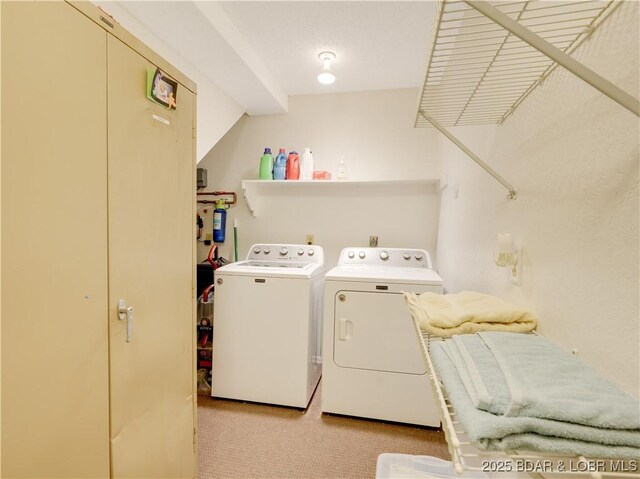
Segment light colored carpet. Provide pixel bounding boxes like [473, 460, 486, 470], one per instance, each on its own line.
[197, 382, 450, 478]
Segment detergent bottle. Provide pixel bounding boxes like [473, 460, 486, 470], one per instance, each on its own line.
[300, 147, 314, 180]
[286, 151, 300, 180]
[273, 148, 287, 180]
[259, 147, 274, 180]
[213, 200, 227, 242]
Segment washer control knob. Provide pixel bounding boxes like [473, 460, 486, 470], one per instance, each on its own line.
[415, 253, 423, 261]
[308, 249, 315, 256]
[263, 248, 270, 254]
[297, 248, 304, 256]
[254, 247, 261, 254]
[347, 251, 355, 259]
[359, 251, 366, 259]
[380, 251, 389, 261]
[403, 253, 411, 260]
[280, 247, 288, 256]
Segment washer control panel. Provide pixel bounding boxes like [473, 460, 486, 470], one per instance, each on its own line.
[247, 244, 324, 264]
[338, 247, 432, 269]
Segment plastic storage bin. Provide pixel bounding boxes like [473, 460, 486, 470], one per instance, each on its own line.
[376, 454, 488, 479]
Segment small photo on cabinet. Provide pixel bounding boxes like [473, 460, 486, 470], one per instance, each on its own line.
[147, 67, 178, 110]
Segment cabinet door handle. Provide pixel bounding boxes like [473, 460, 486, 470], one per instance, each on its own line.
[117, 299, 134, 343]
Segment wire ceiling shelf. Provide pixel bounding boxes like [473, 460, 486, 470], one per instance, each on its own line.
[415, 0, 620, 128]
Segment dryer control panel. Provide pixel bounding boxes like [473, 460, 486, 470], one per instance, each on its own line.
[246, 244, 324, 264]
[338, 247, 432, 269]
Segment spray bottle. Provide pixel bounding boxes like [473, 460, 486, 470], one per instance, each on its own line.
[300, 147, 314, 180]
[213, 200, 227, 243]
[337, 155, 347, 180]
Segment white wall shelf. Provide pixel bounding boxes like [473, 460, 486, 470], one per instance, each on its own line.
[241, 178, 441, 217]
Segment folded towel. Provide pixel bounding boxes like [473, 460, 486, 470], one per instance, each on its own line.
[403, 291, 537, 338]
[431, 342, 640, 458]
[460, 332, 640, 429]
[441, 337, 495, 411]
[442, 334, 517, 415]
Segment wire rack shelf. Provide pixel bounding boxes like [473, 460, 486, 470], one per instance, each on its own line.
[410, 319, 640, 478]
[415, 0, 621, 128]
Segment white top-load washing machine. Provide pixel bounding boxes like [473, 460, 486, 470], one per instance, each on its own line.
[212, 244, 324, 408]
[322, 247, 443, 426]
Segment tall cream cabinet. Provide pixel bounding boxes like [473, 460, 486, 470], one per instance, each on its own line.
[1, 2, 197, 478]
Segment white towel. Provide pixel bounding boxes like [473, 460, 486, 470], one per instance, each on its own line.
[403, 291, 537, 338]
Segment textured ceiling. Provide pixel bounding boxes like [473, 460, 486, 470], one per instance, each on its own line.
[104, 1, 437, 113]
[220, 1, 436, 95]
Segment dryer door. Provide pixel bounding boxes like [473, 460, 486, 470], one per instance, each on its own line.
[333, 291, 426, 374]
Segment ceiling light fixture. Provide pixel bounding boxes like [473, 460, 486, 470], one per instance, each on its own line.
[317, 51, 336, 85]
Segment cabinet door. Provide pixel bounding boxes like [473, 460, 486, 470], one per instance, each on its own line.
[107, 36, 196, 478]
[1, 2, 110, 478]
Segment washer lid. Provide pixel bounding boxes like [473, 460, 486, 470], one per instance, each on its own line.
[324, 265, 442, 285]
[216, 260, 324, 279]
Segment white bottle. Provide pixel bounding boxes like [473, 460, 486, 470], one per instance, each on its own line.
[337, 156, 347, 180]
[300, 147, 314, 180]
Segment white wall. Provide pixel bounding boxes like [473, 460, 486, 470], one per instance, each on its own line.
[436, 2, 639, 396]
[93, 1, 245, 161]
[197, 88, 443, 267]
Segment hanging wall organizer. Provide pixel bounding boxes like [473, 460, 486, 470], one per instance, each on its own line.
[416, 0, 640, 200]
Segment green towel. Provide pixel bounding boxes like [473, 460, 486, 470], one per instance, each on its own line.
[431, 340, 640, 459]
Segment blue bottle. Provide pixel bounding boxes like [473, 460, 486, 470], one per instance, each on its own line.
[213, 200, 227, 243]
[273, 148, 287, 180]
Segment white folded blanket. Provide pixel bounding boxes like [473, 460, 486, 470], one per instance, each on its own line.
[403, 291, 537, 338]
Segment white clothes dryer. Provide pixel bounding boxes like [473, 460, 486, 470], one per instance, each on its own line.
[212, 244, 324, 408]
[322, 247, 442, 426]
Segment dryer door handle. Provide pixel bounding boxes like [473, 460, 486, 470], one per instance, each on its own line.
[338, 318, 353, 340]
